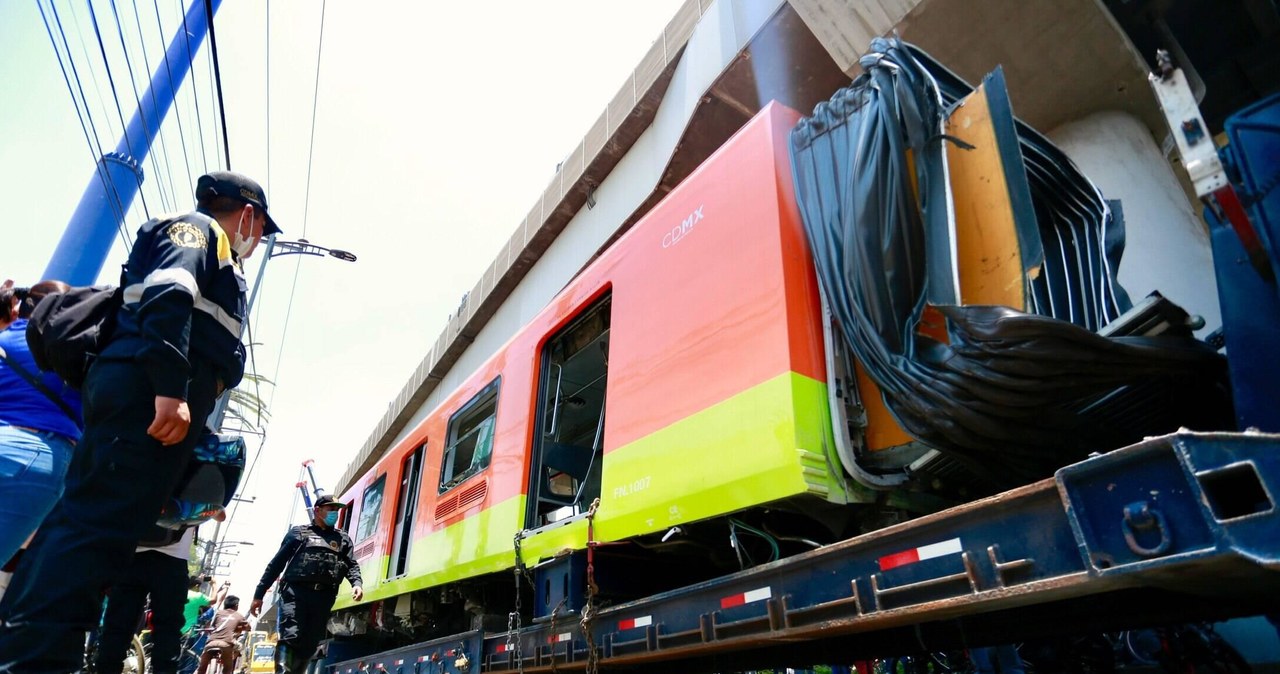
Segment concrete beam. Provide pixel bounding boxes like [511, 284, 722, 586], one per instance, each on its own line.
[788, 0, 1163, 136]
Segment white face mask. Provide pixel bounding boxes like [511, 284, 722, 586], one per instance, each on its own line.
[231, 211, 257, 259]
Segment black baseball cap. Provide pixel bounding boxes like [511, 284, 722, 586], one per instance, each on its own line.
[315, 495, 348, 509]
[196, 171, 283, 235]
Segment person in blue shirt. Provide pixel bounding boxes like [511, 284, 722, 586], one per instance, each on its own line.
[0, 280, 82, 568]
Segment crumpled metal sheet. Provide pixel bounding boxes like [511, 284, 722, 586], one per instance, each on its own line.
[789, 38, 1228, 485]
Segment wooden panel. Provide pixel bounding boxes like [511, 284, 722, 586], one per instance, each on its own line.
[945, 75, 1028, 309]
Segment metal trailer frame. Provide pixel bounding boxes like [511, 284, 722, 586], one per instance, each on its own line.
[328, 430, 1279, 674]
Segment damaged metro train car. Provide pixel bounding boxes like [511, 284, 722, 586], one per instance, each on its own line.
[325, 41, 1228, 645]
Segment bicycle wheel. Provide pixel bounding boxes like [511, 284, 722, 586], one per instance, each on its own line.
[123, 634, 148, 674]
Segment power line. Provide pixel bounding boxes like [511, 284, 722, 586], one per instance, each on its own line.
[205, 0, 231, 169]
[48, 0, 132, 251]
[176, 0, 210, 172]
[265, 0, 271, 190]
[39, 0, 128, 250]
[300, 0, 327, 239]
[108, 0, 170, 212]
[269, 0, 329, 409]
[86, 0, 152, 221]
[207, 34, 223, 170]
[152, 0, 194, 193]
[68, 1, 120, 146]
[201, 22, 222, 171]
[129, 0, 183, 210]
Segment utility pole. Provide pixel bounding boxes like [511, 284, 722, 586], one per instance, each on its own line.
[200, 518, 222, 580]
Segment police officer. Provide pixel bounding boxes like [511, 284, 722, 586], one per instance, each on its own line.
[0, 172, 280, 673]
[250, 496, 364, 673]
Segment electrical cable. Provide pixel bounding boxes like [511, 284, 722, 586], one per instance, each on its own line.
[176, 0, 210, 172]
[86, 0, 152, 221]
[728, 518, 780, 562]
[268, 0, 328, 409]
[204, 29, 225, 171]
[39, 0, 127, 243]
[151, 0, 194, 193]
[108, 0, 170, 213]
[68, 1, 120, 145]
[266, 258, 302, 412]
[48, 0, 132, 251]
[204, 0, 231, 169]
[129, 0, 182, 212]
[204, 28, 222, 171]
[265, 0, 271, 191]
[300, 0, 327, 239]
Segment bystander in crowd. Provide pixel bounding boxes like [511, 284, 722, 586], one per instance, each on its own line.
[0, 279, 81, 601]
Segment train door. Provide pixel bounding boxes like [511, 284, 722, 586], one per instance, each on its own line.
[526, 295, 611, 530]
[388, 444, 424, 578]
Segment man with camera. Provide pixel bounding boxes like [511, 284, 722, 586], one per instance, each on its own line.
[0, 172, 281, 673]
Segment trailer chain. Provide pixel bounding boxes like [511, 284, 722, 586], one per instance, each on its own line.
[581, 498, 602, 674]
[509, 531, 531, 674]
[548, 597, 568, 673]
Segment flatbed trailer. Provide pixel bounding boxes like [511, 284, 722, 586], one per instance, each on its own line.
[329, 430, 1280, 673]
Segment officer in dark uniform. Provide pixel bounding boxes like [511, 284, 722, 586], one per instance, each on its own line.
[0, 172, 280, 673]
[250, 495, 364, 673]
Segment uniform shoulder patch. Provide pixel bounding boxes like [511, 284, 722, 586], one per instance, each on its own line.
[168, 221, 208, 249]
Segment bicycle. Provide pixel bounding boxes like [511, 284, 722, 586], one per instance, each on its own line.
[83, 630, 148, 674]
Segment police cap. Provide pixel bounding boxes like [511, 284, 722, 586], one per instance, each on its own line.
[314, 495, 348, 509]
[196, 171, 283, 235]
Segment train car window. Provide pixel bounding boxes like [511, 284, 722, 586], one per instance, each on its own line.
[527, 295, 611, 529]
[354, 475, 386, 543]
[389, 444, 425, 578]
[439, 378, 500, 493]
[340, 500, 354, 530]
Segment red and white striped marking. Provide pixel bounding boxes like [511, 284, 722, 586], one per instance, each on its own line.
[495, 643, 513, 653]
[548, 632, 572, 644]
[720, 586, 771, 609]
[394, 660, 404, 666]
[418, 655, 430, 662]
[878, 538, 963, 571]
[618, 615, 653, 630]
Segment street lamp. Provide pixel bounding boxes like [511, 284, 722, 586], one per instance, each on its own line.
[209, 234, 357, 432]
[244, 235, 358, 319]
[268, 238, 358, 262]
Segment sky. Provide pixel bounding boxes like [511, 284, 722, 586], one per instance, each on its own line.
[0, 0, 686, 603]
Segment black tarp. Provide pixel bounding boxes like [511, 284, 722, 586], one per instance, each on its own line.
[789, 38, 1228, 485]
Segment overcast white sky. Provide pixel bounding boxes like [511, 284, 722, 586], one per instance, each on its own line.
[0, 0, 685, 601]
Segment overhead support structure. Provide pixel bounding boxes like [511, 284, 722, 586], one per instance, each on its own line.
[44, 0, 223, 286]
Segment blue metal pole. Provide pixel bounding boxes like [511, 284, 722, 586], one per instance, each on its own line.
[43, 0, 224, 286]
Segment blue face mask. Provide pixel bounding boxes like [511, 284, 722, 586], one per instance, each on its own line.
[322, 511, 340, 527]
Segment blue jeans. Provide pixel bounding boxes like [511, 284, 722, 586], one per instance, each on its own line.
[0, 424, 75, 565]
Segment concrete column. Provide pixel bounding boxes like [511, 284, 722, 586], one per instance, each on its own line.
[1049, 110, 1222, 335]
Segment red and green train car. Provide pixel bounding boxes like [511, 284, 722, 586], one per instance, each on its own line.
[331, 103, 861, 634]
[325, 81, 1210, 641]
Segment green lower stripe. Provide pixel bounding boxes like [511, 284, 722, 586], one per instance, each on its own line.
[595, 371, 840, 541]
[334, 371, 843, 608]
